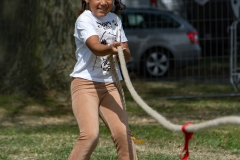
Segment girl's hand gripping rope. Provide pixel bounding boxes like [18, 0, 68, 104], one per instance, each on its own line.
[109, 41, 122, 55]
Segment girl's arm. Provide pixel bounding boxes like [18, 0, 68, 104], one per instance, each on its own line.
[86, 35, 120, 56]
[86, 35, 131, 62]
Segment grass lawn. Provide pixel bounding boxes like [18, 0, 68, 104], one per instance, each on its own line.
[0, 81, 240, 160]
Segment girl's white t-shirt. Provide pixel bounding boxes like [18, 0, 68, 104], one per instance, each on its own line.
[70, 10, 128, 82]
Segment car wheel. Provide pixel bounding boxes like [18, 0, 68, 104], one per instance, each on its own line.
[142, 49, 171, 78]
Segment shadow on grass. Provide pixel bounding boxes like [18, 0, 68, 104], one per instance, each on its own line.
[0, 93, 73, 125]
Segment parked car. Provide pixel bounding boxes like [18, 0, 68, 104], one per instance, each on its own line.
[118, 8, 201, 78]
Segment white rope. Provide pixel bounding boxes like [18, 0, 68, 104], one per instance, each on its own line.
[117, 46, 240, 133]
[108, 55, 126, 110]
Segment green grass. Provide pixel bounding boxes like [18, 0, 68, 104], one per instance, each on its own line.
[0, 81, 240, 160]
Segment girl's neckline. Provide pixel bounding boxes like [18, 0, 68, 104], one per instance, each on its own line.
[84, 10, 109, 20]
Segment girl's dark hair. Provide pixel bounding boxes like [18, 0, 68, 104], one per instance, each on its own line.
[113, 0, 126, 13]
[77, 0, 126, 17]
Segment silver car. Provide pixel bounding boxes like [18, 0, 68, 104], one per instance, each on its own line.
[119, 8, 201, 78]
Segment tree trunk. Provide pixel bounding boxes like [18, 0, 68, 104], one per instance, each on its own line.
[0, 0, 79, 97]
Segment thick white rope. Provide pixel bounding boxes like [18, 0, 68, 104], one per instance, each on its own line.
[117, 46, 240, 133]
[108, 55, 126, 110]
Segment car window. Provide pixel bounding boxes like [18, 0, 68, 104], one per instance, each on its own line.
[161, 15, 181, 28]
[120, 11, 180, 29]
[128, 14, 144, 26]
[146, 13, 181, 28]
[120, 13, 146, 29]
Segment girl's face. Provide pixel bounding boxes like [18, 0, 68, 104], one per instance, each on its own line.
[86, 0, 113, 17]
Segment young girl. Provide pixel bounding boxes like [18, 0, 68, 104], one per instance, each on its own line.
[68, 0, 138, 159]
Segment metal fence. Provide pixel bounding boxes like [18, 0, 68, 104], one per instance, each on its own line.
[180, 0, 240, 94]
[1, 0, 240, 97]
[230, 18, 240, 92]
[122, 0, 240, 96]
[184, 0, 239, 83]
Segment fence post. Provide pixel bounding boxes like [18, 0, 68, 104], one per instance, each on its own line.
[230, 19, 240, 92]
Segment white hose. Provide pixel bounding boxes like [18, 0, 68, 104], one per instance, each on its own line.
[117, 46, 240, 132]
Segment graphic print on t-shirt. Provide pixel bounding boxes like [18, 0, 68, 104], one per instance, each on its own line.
[101, 57, 111, 72]
[92, 19, 119, 74]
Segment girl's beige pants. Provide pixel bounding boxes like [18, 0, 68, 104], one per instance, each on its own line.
[68, 78, 137, 160]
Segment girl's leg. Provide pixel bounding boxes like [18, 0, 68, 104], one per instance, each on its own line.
[99, 83, 138, 160]
[68, 78, 100, 160]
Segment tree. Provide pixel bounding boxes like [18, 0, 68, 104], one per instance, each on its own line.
[0, 0, 79, 97]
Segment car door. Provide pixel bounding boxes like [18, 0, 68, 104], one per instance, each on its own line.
[119, 11, 149, 67]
